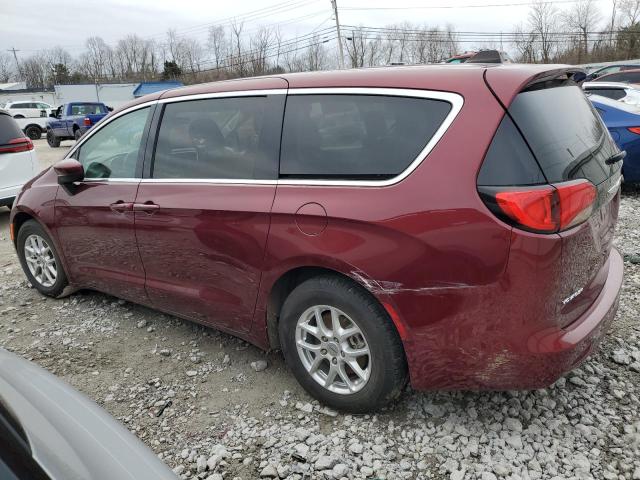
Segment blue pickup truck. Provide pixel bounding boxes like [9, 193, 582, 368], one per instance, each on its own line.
[46, 102, 111, 147]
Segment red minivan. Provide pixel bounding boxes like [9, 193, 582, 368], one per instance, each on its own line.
[10, 64, 624, 412]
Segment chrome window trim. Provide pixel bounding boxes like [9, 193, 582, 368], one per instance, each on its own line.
[157, 88, 288, 104]
[65, 87, 463, 187]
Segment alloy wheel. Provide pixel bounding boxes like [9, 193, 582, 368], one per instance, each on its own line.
[24, 234, 57, 287]
[295, 305, 371, 395]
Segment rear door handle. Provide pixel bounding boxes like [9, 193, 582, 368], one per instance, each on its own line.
[133, 202, 160, 213]
[109, 201, 133, 213]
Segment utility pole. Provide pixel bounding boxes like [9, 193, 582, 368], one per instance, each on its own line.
[7, 47, 20, 77]
[330, 0, 345, 69]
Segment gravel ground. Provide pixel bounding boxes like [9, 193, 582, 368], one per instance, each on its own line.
[0, 141, 638, 479]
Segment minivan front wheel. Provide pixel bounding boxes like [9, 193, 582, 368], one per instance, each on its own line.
[279, 275, 407, 412]
[17, 220, 68, 297]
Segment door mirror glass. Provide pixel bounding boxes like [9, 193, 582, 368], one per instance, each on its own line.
[77, 107, 149, 179]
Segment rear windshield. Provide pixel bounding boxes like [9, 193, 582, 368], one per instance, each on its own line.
[70, 104, 106, 115]
[0, 113, 24, 144]
[509, 84, 619, 185]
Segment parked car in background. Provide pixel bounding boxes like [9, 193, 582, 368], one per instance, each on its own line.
[465, 49, 513, 63]
[589, 94, 640, 183]
[595, 68, 640, 85]
[582, 81, 640, 106]
[2, 101, 53, 119]
[585, 63, 640, 81]
[445, 51, 477, 63]
[0, 110, 38, 208]
[10, 64, 623, 412]
[15, 116, 49, 140]
[46, 102, 110, 147]
[0, 348, 178, 480]
[445, 50, 512, 64]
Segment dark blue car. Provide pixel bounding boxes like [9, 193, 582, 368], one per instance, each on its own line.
[589, 94, 640, 183]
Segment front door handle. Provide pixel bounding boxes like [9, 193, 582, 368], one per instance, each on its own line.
[109, 201, 133, 213]
[133, 202, 160, 213]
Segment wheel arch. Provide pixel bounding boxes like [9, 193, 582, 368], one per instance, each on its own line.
[264, 265, 407, 350]
[11, 210, 36, 247]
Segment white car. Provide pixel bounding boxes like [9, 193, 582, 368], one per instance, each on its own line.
[582, 81, 640, 107]
[2, 100, 53, 119]
[0, 110, 38, 208]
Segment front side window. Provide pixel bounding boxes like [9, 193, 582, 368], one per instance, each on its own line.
[152, 96, 280, 180]
[77, 107, 149, 179]
[280, 94, 452, 179]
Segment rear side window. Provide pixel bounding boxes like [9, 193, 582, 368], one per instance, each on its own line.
[280, 94, 452, 179]
[0, 114, 24, 144]
[508, 84, 618, 185]
[70, 104, 106, 115]
[152, 96, 282, 180]
[603, 71, 640, 83]
[477, 115, 545, 186]
[586, 88, 626, 100]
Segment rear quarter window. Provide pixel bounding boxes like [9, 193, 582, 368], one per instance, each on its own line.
[279, 94, 452, 179]
[0, 114, 24, 144]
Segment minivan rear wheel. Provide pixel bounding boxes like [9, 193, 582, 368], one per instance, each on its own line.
[279, 275, 407, 412]
[16, 220, 68, 297]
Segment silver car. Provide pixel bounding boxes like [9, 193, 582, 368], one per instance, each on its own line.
[0, 348, 177, 480]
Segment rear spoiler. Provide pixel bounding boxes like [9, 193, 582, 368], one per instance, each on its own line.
[485, 65, 587, 107]
[521, 68, 587, 92]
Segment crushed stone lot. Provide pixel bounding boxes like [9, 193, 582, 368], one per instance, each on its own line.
[0, 157, 639, 478]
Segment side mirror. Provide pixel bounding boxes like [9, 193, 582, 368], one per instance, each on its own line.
[107, 106, 113, 112]
[54, 159, 84, 195]
[49, 112, 57, 118]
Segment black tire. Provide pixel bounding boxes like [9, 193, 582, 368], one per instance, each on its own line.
[46, 130, 60, 148]
[25, 125, 42, 140]
[279, 275, 408, 413]
[74, 128, 82, 141]
[16, 220, 68, 297]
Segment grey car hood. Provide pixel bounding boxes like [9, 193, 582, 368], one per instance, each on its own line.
[0, 348, 177, 480]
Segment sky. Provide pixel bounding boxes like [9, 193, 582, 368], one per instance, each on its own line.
[0, 0, 614, 59]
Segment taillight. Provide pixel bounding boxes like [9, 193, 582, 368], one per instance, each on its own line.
[628, 126, 640, 135]
[479, 179, 597, 233]
[83, 117, 91, 126]
[0, 137, 34, 154]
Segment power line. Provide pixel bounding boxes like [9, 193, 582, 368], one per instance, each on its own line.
[340, 0, 603, 10]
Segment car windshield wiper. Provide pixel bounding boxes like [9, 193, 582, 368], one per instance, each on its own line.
[605, 151, 626, 165]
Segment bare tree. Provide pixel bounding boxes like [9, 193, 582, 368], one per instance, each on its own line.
[207, 25, 229, 70]
[527, 0, 560, 62]
[619, 0, 640, 26]
[230, 21, 246, 77]
[0, 53, 14, 83]
[561, 0, 601, 60]
[249, 26, 274, 75]
[512, 23, 537, 62]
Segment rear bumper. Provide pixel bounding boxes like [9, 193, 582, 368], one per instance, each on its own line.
[407, 247, 623, 390]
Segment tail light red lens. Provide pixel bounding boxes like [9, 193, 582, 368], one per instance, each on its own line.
[0, 137, 34, 154]
[628, 127, 640, 135]
[480, 179, 597, 234]
[83, 117, 91, 126]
